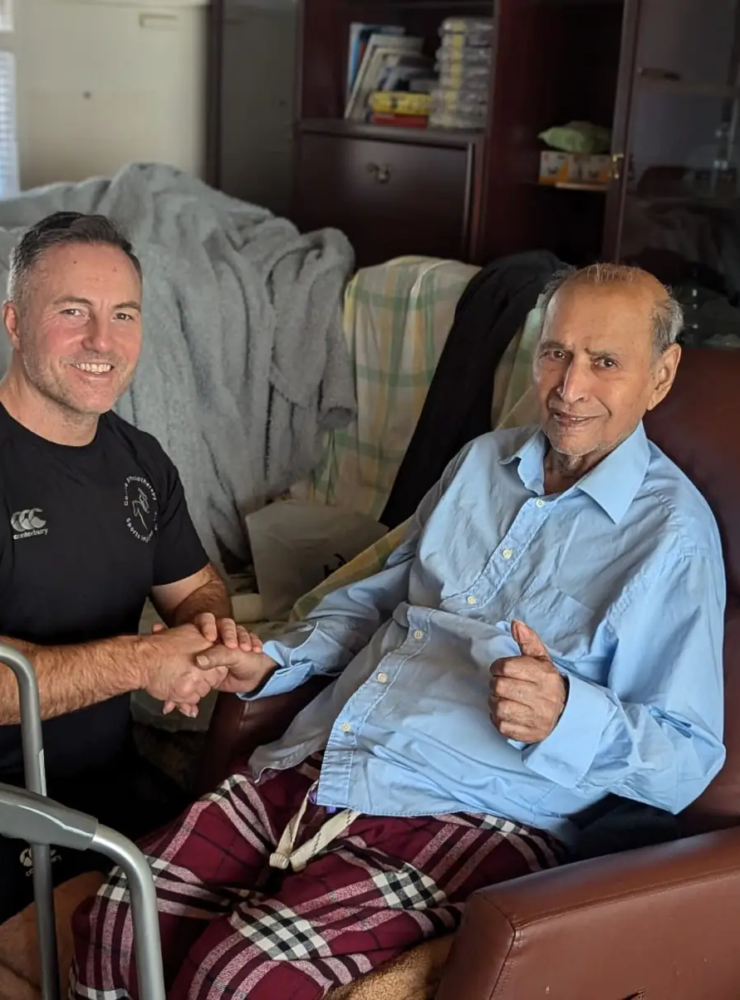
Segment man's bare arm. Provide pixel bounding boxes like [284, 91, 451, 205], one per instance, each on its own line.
[151, 563, 232, 627]
[0, 633, 140, 725]
[0, 626, 228, 726]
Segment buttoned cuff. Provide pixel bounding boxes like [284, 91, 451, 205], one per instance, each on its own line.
[522, 673, 614, 787]
[238, 625, 317, 700]
[238, 621, 359, 701]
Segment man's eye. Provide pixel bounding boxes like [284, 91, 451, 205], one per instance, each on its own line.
[61, 308, 82, 316]
[598, 357, 617, 369]
[115, 312, 134, 321]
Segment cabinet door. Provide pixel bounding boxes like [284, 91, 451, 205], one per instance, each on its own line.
[214, 0, 296, 216]
[607, 0, 740, 348]
[293, 133, 474, 268]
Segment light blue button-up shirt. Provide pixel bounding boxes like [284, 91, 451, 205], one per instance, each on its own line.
[249, 424, 726, 845]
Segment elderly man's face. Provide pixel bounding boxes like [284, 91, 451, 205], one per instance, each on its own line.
[3, 241, 142, 419]
[533, 281, 681, 464]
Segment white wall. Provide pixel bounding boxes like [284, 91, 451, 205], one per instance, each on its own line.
[11, 0, 208, 190]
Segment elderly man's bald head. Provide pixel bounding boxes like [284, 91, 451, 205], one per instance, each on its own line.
[540, 263, 684, 356]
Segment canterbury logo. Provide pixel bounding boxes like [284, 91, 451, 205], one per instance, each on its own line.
[11, 508, 46, 533]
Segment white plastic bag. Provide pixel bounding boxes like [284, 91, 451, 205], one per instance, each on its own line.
[246, 500, 388, 621]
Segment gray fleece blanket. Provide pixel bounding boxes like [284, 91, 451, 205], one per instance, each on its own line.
[0, 163, 356, 565]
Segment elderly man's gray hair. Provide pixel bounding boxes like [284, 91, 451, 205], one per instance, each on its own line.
[540, 262, 684, 355]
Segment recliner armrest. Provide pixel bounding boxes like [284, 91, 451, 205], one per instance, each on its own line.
[195, 677, 331, 795]
[436, 827, 740, 1000]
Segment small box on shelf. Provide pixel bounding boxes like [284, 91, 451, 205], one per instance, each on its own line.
[539, 151, 611, 188]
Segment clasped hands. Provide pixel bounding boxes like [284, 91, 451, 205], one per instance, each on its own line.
[489, 619, 568, 744]
[146, 612, 277, 718]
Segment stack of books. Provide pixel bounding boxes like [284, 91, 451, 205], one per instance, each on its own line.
[429, 18, 494, 131]
[344, 22, 436, 127]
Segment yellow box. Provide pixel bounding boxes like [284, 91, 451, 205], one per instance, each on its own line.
[369, 92, 431, 116]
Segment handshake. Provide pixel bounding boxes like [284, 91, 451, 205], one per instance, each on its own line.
[139, 612, 278, 718]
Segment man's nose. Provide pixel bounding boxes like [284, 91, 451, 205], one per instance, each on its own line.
[81, 316, 113, 354]
[558, 359, 590, 403]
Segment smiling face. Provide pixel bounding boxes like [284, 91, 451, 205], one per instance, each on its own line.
[2, 241, 142, 426]
[533, 277, 681, 469]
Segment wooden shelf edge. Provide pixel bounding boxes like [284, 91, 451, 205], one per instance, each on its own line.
[554, 181, 609, 192]
[299, 118, 484, 148]
[636, 72, 740, 100]
[526, 180, 609, 192]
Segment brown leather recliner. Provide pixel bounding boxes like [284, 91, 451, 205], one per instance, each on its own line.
[199, 347, 740, 1000]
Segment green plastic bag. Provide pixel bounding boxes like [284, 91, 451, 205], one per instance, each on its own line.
[538, 121, 611, 155]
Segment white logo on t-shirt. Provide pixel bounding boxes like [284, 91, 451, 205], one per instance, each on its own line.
[10, 508, 48, 540]
[124, 476, 157, 543]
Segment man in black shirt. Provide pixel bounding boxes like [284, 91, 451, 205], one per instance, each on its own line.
[0, 212, 267, 921]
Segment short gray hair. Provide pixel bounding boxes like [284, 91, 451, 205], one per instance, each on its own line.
[540, 262, 683, 355]
[8, 211, 142, 306]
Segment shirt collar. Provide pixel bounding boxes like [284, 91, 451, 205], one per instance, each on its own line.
[500, 423, 651, 524]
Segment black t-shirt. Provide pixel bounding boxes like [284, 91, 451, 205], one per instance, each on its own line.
[0, 405, 208, 778]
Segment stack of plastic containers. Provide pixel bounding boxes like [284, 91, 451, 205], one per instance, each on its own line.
[430, 17, 494, 130]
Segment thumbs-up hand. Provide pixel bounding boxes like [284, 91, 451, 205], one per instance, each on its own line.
[489, 620, 568, 743]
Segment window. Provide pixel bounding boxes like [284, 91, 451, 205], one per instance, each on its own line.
[0, 1, 18, 195]
[0, 51, 18, 196]
[0, 1, 11, 33]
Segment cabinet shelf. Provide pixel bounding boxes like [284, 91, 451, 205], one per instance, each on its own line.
[345, 0, 492, 8]
[300, 118, 483, 149]
[553, 181, 609, 192]
[636, 70, 740, 100]
[526, 180, 609, 193]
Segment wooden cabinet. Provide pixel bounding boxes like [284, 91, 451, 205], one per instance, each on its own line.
[294, 124, 479, 266]
[208, 0, 740, 347]
[288, 0, 625, 270]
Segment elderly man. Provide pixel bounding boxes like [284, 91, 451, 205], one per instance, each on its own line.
[0, 212, 261, 922]
[71, 264, 725, 1000]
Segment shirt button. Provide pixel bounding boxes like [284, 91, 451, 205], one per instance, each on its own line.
[502, 548, 513, 560]
[340, 722, 352, 733]
[535, 499, 545, 508]
[466, 595, 477, 605]
[377, 672, 388, 684]
[413, 630, 424, 640]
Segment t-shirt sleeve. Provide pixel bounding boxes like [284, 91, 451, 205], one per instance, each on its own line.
[152, 454, 209, 587]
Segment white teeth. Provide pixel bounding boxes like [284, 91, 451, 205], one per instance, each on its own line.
[74, 363, 113, 374]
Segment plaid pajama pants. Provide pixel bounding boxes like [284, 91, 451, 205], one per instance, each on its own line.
[69, 757, 563, 1000]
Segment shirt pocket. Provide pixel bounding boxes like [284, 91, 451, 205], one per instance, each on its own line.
[507, 584, 602, 664]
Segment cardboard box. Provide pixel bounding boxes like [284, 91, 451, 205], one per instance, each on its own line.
[539, 151, 611, 186]
[580, 154, 611, 185]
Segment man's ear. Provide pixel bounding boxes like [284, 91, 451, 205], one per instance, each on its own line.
[2, 301, 21, 350]
[647, 342, 681, 411]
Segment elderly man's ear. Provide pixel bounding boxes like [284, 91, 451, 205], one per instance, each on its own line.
[647, 342, 681, 411]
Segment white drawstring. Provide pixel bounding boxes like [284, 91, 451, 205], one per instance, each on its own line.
[269, 787, 360, 873]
